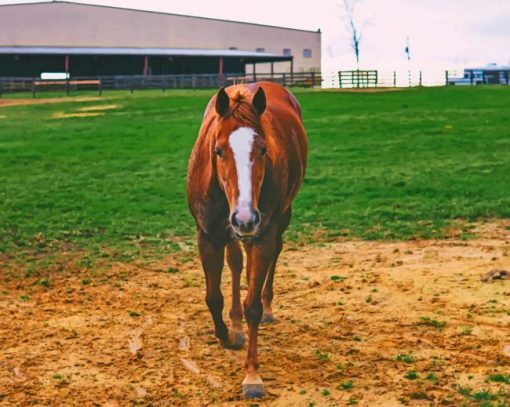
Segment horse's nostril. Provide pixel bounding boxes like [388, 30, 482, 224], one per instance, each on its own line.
[232, 209, 260, 234]
[253, 211, 261, 225]
[231, 212, 239, 228]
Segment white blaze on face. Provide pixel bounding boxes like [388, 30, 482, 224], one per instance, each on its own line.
[229, 127, 256, 223]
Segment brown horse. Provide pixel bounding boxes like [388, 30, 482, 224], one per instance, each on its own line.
[187, 81, 307, 398]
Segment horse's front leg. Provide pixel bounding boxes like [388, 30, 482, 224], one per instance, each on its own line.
[242, 229, 277, 398]
[198, 231, 241, 349]
[198, 231, 227, 342]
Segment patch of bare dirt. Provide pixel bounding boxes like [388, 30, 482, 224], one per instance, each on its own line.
[51, 105, 119, 119]
[0, 221, 509, 406]
[0, 97, 107, 108]
[52, 112, 105, 119]
[79, 104, 118, 112]
[51, 104, 119, 119]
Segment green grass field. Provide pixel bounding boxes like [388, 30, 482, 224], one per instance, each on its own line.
[1, 86, 509, 262]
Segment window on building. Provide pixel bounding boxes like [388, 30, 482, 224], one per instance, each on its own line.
[283, 48, 291, 56]
[303, 49, 312, 58]
[256, 47, 265, 53]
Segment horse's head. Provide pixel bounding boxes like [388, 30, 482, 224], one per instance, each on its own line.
[213, 86, 267, 238]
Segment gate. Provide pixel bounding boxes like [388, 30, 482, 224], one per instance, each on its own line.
[338, 70, 378, 88]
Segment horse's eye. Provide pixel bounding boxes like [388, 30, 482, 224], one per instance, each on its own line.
[214, 146, 223, 157]
[260, 146, 267, 156]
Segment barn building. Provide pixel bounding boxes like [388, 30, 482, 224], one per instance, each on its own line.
[0, 1, 321, 78]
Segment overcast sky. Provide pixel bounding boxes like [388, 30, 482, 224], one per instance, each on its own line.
[2, 0, 510, 72]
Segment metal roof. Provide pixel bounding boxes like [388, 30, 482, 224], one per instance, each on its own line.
[0, 46, 293, 62]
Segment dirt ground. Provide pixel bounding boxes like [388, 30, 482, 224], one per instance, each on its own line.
[1, 221, 509, 406]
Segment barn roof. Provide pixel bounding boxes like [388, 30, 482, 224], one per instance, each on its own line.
[0, 46, 293, 63]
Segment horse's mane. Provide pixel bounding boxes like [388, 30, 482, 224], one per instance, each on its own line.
[229, 91, 260, 128]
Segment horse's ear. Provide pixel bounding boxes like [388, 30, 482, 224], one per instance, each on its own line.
[252, 87, 266, 115]
[215, 87, 230, 117]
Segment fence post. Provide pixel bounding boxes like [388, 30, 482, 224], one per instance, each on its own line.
[393, 71, 397, 87]
[282, 73, 286, 87]
[32, 80, 36, 98]
[375, 70, 378, 88]
[338, 71, 342, 88]
[65, 78, 70, 96]
[311, 72, 315, 88]
[445, 70, 449, 86]
[419, 70, 422, 86]
[99, 77, 103, 96]
[0, 78, 3, 98]
[470, 71, 474, 86]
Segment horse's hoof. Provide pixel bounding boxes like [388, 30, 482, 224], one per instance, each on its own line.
[242, 377, 264, 399]
[243, 383, 264, 399]
[220, 330, 245, 350]
[260, 313, 274, 324]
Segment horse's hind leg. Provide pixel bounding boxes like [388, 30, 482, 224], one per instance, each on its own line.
[261, 235, 282, 324]
[226, 240, 245, 349]
[261, 208, 291, 324]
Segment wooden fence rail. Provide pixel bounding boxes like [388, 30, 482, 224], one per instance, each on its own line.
[4, 70, 495, 95]
[0, 72, 323, 97]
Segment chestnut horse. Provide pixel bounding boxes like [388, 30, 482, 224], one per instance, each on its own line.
[187, 81, 307, 398]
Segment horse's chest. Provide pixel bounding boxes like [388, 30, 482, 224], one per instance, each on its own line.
[196, 197, 229, 234]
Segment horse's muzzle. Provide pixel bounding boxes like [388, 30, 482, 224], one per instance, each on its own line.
[231, 209, 261, 236]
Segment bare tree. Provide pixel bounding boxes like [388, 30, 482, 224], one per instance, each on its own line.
[341, 0, 369, 69]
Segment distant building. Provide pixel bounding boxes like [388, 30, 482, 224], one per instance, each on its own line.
[0, 1, 321, 78]
[448, 64, 510, 85]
